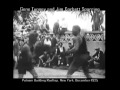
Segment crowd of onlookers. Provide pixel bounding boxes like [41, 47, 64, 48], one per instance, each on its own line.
[13, 30, 105, 70]
[13, 30, 76, 69]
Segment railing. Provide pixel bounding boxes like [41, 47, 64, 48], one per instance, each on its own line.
[59, 31, 105, 54]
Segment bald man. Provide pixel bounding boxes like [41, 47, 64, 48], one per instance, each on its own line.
[66, 25, 92, 78]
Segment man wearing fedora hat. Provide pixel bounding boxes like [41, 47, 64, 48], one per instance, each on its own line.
[92, 48, 105, 69]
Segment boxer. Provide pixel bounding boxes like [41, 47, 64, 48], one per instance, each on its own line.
[17, 31, 38, 78]
[66, 25, 92, 78]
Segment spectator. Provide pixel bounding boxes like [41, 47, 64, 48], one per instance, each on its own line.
[66, 43, 74, 66]
[58, 43, 66, 66]
[92, 48, 105, 69]
[49, 53, 59, 67]
[44, 37, 51, 46]
[39, 51, 50, 67]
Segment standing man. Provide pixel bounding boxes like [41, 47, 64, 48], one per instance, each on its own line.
[13, 37, 20, 69]
[91, 10, 104, 31]
[49, 34, 57, 55]
[66, 25, 91, 78]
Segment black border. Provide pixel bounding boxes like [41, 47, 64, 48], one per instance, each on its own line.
[3, 1, 111, 88]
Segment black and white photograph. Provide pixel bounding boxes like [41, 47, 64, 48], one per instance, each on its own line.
[13, 7, 105, 80]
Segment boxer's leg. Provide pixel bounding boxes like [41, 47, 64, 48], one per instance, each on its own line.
[19, 74, 24, 78]
[29, 69, 38, 78]
[81, 54, 92, 78]
[82, 66, 92, 78]
[67, 57, 79, 78]
[18, 68, 26, 78]
[67, 66, 77, 78]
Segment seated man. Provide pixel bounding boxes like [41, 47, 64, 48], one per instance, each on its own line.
[39, 51, 49, 67]
[46, 46, 59, 67]
[45, 52, 56, 67]
[58, 43, 66, 66]
[65, 43, 74, 66]
[49, 53, 59, 67]
[92, 48, 105, 69]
